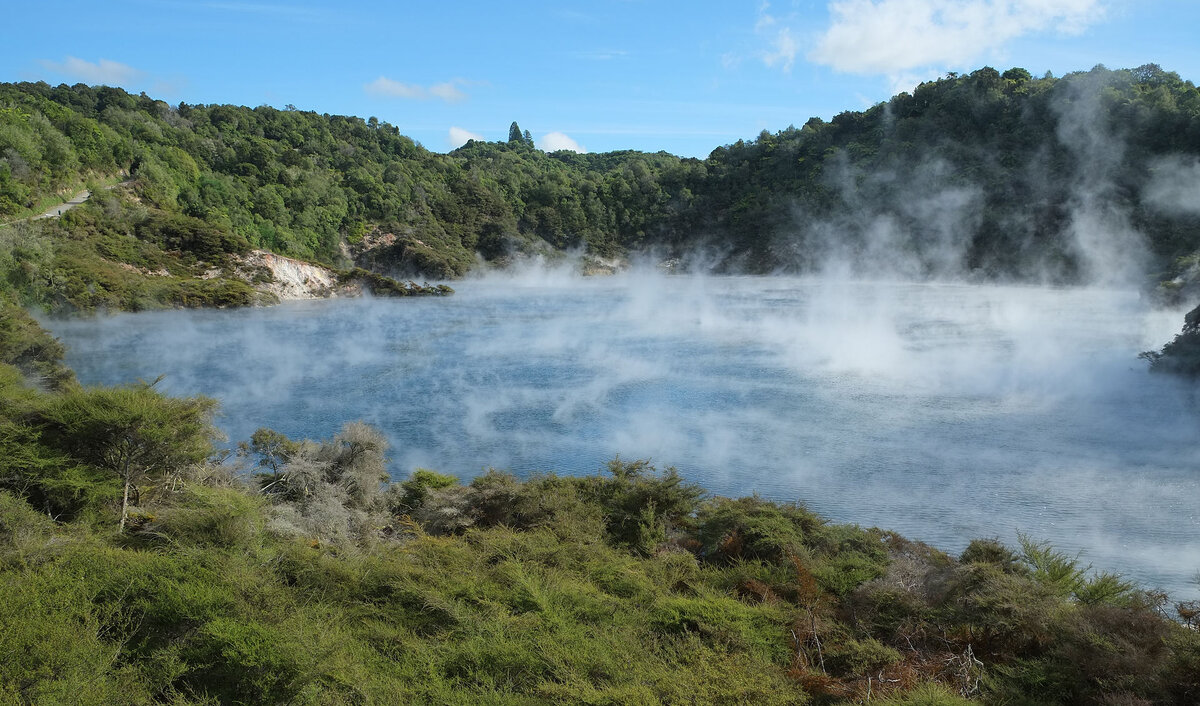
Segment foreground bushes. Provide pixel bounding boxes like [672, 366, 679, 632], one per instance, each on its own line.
[3, 453, 1197, 704]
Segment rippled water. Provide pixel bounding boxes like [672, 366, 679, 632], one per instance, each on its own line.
[44, 273, 1200, 598]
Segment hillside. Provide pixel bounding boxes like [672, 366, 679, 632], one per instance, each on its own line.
[3, 64, 1200, 300]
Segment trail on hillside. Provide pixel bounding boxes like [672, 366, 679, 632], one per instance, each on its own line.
[32, 189, 91, 220]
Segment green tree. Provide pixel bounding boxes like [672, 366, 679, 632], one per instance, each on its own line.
[40, 382, 217, 530]
[237, 427, 298, 492]
[508, 121, 523, 144]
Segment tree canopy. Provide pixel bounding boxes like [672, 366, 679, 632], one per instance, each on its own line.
[2, 65, 1200, 284]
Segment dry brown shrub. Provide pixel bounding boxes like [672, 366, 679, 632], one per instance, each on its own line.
[718, 528, 743, 561]
[735, 578, 778, 604]
[788, 668, 846, 698]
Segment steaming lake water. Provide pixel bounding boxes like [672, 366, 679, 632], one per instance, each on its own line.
[44, 274, 1200, 599]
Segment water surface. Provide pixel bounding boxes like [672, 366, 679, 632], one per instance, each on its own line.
[45, 274, 1200, 598]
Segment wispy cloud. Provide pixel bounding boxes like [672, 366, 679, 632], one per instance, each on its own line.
[365, 77, 469, 102]
[448, 126, 485, 148]
[539, 131, 587, 153]
[428, 82, 466, 101]
[201, 2, 323, 19]
[757, 2, 798, 72]
[39, 56, 144, 85]
[810, 0, 1107, 77]
[151, 75, 190, 97]
[365, 77, 424, 99]
[573, 49, 629, 61]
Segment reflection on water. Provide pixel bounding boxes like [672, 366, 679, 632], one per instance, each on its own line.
[45, 274, 1200, 599]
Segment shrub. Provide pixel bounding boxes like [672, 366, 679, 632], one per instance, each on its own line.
[391, 468, 459, 513]
[0, 295, 75, 390]
[580, 458, 703, 552]
[141, 485, 263, 549]
[876, 682, 975, 705]
[960, 538, 1025, 573]
[694, 496, 819, 564]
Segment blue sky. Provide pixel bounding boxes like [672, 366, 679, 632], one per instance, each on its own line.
[4, 0, 1198, 158]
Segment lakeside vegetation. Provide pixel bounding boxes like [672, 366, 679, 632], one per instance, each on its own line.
[0, 188, 449, 315]
[0, 300, 1197, 704]
[1141, 302, 1200, 376]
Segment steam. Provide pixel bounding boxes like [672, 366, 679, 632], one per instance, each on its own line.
[45, 271, 1200, 599]
[795, 155, 985, 279]
[1144, 155, 1200, 217]
[1053, 72, 1151, 285]
[755, 70, 1174, 289]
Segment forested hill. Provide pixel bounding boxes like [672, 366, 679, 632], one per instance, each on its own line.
[3, 64, 1200, 286]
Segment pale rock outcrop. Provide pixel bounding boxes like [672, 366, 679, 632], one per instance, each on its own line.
[240, 250, 357, 301]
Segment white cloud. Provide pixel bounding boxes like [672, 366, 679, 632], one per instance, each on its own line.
[764, 27, 798, 72]
[365, 77, 468, 102]
[428, 82, 466, 102]
[448, 126, 485, 149]
[756, 3, 798, 72]
[39, 56, 143, 85]
[810, 0, 1106, 76]
[365, 77, 425, 99]
[539, 132, 586, 153]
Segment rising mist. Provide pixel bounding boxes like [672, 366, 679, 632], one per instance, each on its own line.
[44, 267, 1200, 599]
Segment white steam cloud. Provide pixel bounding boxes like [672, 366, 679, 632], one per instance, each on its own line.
[811, 0, 1107, 76]
[742, 71, 1156, 288]
[1053, 72, 1150, 286]
[1144, 155, 1200, 216]
[791, 155, 985, 280]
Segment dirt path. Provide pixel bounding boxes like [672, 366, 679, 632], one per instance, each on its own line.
[32, 189, 92, 220]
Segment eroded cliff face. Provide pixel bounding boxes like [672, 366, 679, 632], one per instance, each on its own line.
[240, 250, 360, 301]
[236, 250, 452, 303]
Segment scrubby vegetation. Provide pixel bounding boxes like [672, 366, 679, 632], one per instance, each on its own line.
[0, 189, 267, 313]
[0, 315, 1197, 705]
[1142, 303, 1200, 376]
[0, 186, 449, 314]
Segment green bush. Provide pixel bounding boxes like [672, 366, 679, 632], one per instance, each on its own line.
[142, 486, 264, 549]
[694, 496, 820, 564]
[392, 467, 459, 513]
[581, 458, 703, 552]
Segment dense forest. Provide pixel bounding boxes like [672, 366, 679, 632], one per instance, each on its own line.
[3, 64, 1200, 292]
[0, 306, 1197, 704]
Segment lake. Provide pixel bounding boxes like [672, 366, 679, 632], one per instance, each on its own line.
[44, 272, 1200, 599]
